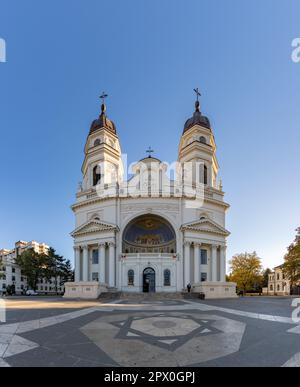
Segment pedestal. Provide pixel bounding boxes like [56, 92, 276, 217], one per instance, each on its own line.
[192, 282, 237, 299]
[63, 282, 108, 299]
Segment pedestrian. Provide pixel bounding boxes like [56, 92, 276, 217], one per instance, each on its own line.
[187, 283, 191, 293]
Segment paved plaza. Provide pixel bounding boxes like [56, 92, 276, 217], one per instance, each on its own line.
[0, 296, 300, 367]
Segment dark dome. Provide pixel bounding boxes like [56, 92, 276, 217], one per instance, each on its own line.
[89, 104, 117, 135]
[183, 101, 211, 133]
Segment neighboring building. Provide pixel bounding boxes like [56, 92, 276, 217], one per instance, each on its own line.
[264, 265, 300, 296]
[65, 93, 237, 299]
[266, 265, 290, 296]
[0, 240, 64, 294]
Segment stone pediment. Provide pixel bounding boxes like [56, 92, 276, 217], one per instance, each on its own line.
[71, 219, 119, 237]
[181, 218, 230, 236]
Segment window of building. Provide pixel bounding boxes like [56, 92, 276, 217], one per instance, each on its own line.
[94, 139, 101, 147]
[164, 269, 171, 286]
[201, 249, 208, 265]
[92, 272, 99, 282]
[204, 165, 208, 185]
[277, 284, 280, 291]
[20, 277, 24, 282]
[200, 136, 206, 144]
[92, 249, 99, 265]
[201, 272, 207, 282]
[128, 270, 134, 286]
[93, 165, 101, 186]
[277, 273, 280, 280]
[12, 276, 15, 282]
[270, 284, 273, 291]
[12, 268, 15, 273]
[2, 275, 6, 281]
[2, 284, 6, 289]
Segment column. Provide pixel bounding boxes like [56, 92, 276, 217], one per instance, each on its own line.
[211, 245, 217, 282]
[194, 243, 200, 284]
[82, 245, 89, 282]
[98, 243, 106, 284]
[184, 241, 191, 287]
[220, 246, 226, 282]
[109, 242, 115, 287]
[74, 246, 81, 282]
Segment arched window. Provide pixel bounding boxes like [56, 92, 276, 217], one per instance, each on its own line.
[277, 284, 280, 291]
[200, 136, 206, 144]
[93, 165, 101, 186]
[270, 284, 273, 291]
[128, 270, 134, 286]
[94, 139, 101, 147]
[204, 165, 208, 185]
[164, 269, 171, 286]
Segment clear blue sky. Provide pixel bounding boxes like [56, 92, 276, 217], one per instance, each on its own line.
[0, 0, 299, 271]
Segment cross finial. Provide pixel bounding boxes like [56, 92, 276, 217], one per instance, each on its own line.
[146, 146, 154, 158]
[100, 92, 108, 104]
[99, 92, 108, 113]
[193, 88, 201, 101]
[193, 88, 201, 112]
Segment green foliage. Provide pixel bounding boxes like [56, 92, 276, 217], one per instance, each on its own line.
[228, 252, 263, 294]
[16, 247, 74, 292]
[282, 228, 300, 288]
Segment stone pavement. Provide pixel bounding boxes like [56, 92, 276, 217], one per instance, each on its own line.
[0, 296, 300, 367]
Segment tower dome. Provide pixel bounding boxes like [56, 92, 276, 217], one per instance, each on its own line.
[89, 103, 117, 135]
[183, 100, 211, 134]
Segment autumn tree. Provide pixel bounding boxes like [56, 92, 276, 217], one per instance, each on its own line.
[229, 252, 263, 294]
[282, 228, 300, 292]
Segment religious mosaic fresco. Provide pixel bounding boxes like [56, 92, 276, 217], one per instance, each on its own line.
[123, 215, 176, 253]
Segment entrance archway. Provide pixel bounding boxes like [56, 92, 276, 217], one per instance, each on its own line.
[143, 267, 156, 293]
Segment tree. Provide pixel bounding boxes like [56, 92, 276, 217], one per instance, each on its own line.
[60, 259, 74, 284]
[282, 228, 300, 292]
[15, 248, 48, 291]
[229, 252, 263, 295]
[262, 268, 272, 288]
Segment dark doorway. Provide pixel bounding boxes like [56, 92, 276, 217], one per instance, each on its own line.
[143, 267, 155, 293]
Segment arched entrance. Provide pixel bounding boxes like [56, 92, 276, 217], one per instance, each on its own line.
[143, 267, 156, 293]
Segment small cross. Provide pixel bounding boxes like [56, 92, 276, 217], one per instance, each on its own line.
[146, 146, 154, 157]
[193, 88, 201, 102]
[100, 92, 108, 104]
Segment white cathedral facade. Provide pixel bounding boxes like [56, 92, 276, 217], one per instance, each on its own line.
[64, 94, 236, 299]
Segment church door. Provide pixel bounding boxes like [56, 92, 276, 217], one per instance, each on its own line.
[143, 267, 156, 293]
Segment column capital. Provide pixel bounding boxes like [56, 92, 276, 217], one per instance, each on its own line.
[98, 242, 106, 248]
[108, 241, 116, 247]
[194, 242, 202, 248]
[73, 246, 81, 251]
[184, 240, 191, 247]
[81, 244, 89, 250]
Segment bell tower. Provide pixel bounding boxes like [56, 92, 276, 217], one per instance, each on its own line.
[81, 93, 124, 192]
[178, 89, 219, 189]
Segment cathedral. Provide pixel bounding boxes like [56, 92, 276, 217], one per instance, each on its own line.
[64, 92, 236, 299]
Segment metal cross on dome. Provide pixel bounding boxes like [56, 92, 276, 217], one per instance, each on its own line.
[100, 92, 108, 104]
[193, 87, 201, 101]
[146, 146, 154, 158]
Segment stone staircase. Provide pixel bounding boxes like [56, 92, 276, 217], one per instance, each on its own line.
[98, 288, 204, 302]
